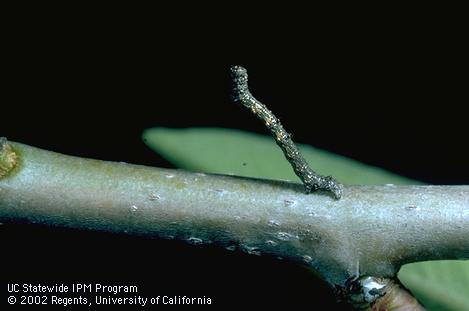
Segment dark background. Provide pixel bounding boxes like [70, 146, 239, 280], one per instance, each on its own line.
[1, 11, 467, 310]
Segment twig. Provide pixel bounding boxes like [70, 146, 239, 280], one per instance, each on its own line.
[230, 65, 343, 199]
[1, 141, 468, 289]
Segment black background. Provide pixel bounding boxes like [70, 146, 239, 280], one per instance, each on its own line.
[1, 9, 467, 310]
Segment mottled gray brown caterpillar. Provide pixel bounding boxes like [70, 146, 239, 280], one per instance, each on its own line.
[230, 65, 343, 199]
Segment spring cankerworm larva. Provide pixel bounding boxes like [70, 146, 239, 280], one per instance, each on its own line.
[229, 65, 342, 199]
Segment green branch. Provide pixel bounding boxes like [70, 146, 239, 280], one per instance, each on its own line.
[1, 141, 467, 297]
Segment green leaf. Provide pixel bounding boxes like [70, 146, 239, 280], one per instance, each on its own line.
[399, 261, 469, 311]
[143, 127, 468, 311]
[142, 127, 419, 185]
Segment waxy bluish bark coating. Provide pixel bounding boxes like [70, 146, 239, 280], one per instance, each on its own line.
[1, 142, 468, 288]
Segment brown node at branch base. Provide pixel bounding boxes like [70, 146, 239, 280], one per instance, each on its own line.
[371, 280, 426, 311]
[339, 276, 426, 311]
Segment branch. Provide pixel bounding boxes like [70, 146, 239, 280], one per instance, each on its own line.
[1, 140, 468, 296]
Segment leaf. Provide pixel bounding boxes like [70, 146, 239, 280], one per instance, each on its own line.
[143, 127, 468, 311]
[399, 261, 469, 311]
[142, 127, 419, 185]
